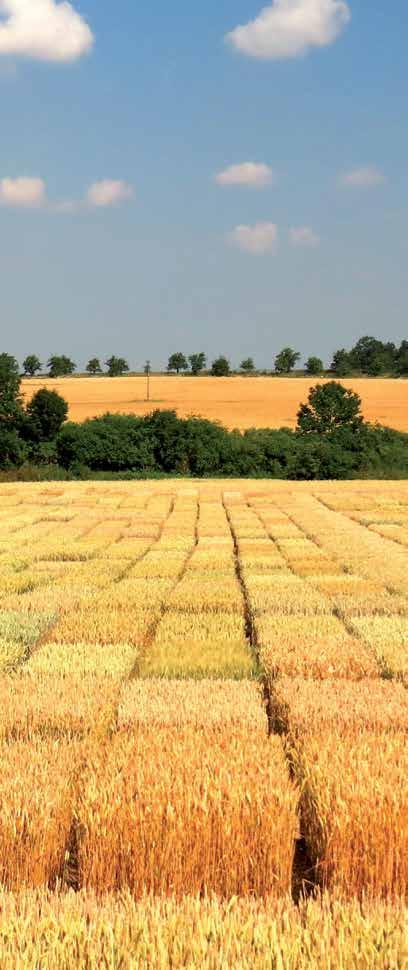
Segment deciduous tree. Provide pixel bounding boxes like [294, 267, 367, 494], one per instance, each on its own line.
[188, 353, 206, 375]
[26, 389, 68, 441]
[23, 355, 42, 377]
[105, 356, 129, 377]
[0, 354, 24, 424]
[168, 353, 188, 374]
[47, 356, 76, 378]
[331, 349, 354, 377]
[274, 348, 300, 374]
[240, 357, 255, 373]
[211, 356, 230, 377]
[305, 356, 324, 376]
[297, 381, 363, 435]
[86, 358, 103, 375]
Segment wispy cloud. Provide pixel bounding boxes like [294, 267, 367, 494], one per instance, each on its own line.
[86, 180, 134, 208]
[215, 162, 274, 188]
[226, 0, 350, 60]
[0, 0, 93, 63]
[290, 226, 320, 247]
[229, 222, 278, 253]
[0, 176, 46, 207]
[340, 167, 387, 188]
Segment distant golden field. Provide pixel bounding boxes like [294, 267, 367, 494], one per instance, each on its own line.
[22, 375, 408, 431]
[1, 480, 407, 966]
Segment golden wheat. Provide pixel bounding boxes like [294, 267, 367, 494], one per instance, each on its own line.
[0, 673, 119, 741]
[78, 727, 298, 897]
[21, 374, 408, 430]
[118, 679, 266, 730]
[0, 738, 83, 889]
[294, 730, 408, 898]
[257, 614, 377, 679]
[350, 615, 408, 682]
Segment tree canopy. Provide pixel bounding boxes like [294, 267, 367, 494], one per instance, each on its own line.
[48, 356, 76, 378]
[0, 354, 24, 424]
[188, 353, 206, 376]
[305, 356, 323, 376]
[240, 357, 255, 373]
[275, 348, 300, 374]
[211, 356, 230, 377]
[86, 358, 103, 375]
[297, 381, 364, 435]
[168, 353, 188, 374]
[105, 356, 129, 377]
[23, 355, 42, 377]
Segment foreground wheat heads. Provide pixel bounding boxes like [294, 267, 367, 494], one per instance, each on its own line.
[0, 891, 407, 970]
[0, 480, 407, 967]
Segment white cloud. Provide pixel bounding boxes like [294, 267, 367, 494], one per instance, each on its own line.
[215, 162, 274, 188]
[290, 226, 320, 247]
[0, 176, 135, 213]
[340, 167, 387, 188]
[229, 222, 278, 253]
[0, 176, 46, 207]
[0, 0, 93, 63]
[226, 0, 350, 60]
[87, 180, 134, 208]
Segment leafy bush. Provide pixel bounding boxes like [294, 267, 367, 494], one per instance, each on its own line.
[25, 389, 68, 441]
[0, 428, 28, 469]
[57, 414, 155, 473]
[53, 407, 408, 480]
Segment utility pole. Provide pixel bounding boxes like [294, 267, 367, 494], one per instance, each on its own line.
[144, 359, 151, 401]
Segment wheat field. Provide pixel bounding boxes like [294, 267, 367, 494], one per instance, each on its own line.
[22, 375, 408, 430]
[0, 479, 407, 965]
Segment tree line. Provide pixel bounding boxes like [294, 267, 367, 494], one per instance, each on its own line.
[22, 354, 131, 378]
[19, 336, 408, 379]
[1, 352, 407, 480]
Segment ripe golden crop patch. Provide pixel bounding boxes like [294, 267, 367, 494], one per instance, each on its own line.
[22, 375, 408, 431]
[78, 727, 298, 898]
[0, 478, 408, 955]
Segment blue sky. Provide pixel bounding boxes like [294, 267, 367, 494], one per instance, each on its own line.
[0, 0, 406, 368]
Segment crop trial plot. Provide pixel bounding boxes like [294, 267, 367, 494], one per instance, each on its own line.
[0, 480, 407, 966]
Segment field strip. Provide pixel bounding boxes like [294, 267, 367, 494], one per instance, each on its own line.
[223, 491, 377, 681]
[142, 496, 256, 679]
[0, 481, 408, 923]
[129, 490, 200, 677]
[293, 491, 408, 596]
[118, 679, 267, 730]
[346, 615, 408, 684]
[0, 489, 199, 894]
[249, 498, 398, 677]
[76, 725, 298, 897]
[314, 489, 408, 568]
[13, 492, 179, 675]
[249, 493, 408, 679]
[251, 493, 408, 608]
[269, 677, 408, 899]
